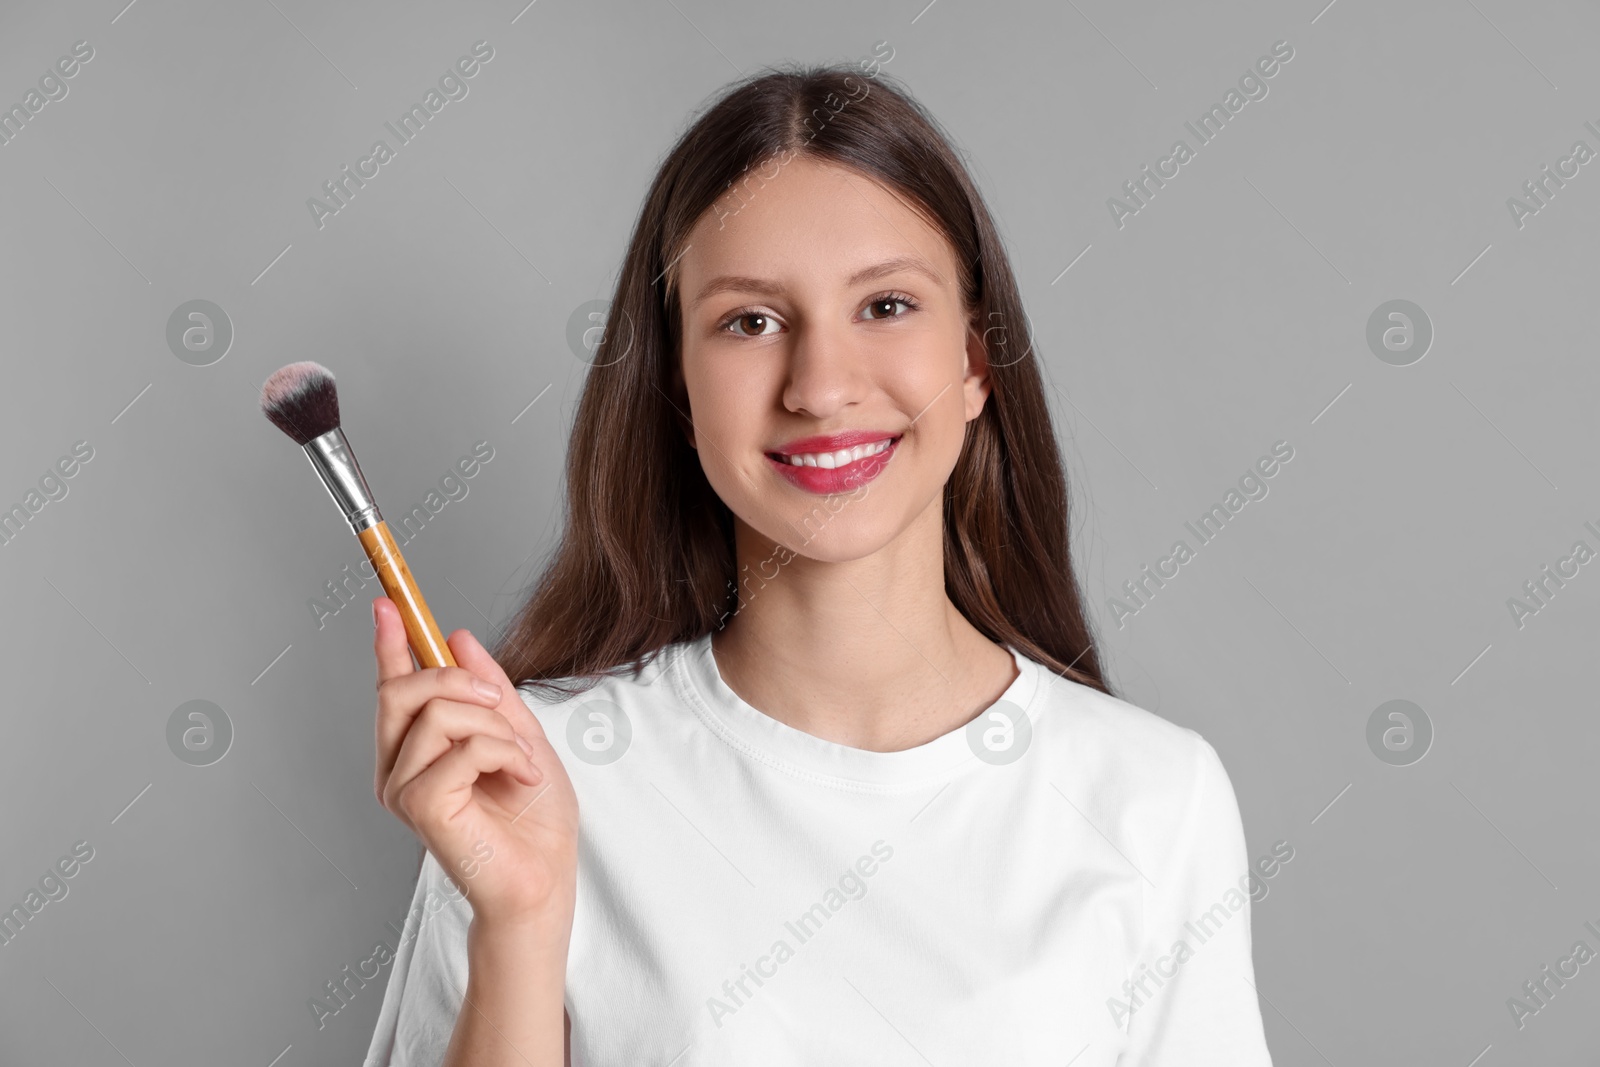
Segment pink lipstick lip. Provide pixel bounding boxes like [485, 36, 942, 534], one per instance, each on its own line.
[764, 435, 900, 495]
[767, 429, 900, 458]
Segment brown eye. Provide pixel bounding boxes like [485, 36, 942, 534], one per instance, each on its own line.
[725, 311, 778, 337]
[862, 296, 915, 320]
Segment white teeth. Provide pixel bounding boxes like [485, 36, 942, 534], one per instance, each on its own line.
[783, 438, 893, 467]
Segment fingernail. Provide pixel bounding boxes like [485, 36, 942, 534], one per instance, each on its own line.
[371, 600, 378, 628]
[514, 732, 534, 756]
[472, 678, 502, 703]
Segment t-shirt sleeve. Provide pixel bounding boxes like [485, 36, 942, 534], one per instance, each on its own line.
[1119, 737, 1274, 1065]
[363, 847, 472, 1067]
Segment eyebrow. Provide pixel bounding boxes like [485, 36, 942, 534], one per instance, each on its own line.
[689, 254, 945, 310]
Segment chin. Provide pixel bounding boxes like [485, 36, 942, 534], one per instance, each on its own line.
[770, 537, 896, 566]
[736, 500, 901, 563]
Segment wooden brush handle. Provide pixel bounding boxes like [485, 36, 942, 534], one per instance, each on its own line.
[357, 520, 456, 668]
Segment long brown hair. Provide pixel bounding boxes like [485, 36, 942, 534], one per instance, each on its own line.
[491, 61, 1112, 700]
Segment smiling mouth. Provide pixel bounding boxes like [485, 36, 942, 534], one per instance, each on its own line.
[763, 435, 901, 495]
[766, 436, 900, 468]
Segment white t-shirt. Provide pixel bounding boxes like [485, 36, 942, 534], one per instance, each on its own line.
[364, 632, 1274, 1066]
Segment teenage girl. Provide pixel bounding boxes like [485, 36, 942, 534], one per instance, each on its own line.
[363, 62, 1273, 1067]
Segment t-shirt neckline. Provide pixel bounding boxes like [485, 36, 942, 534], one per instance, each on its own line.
[667, 630, 1042, 791]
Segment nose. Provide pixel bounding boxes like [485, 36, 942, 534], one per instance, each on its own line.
[780, 318, 867, 419]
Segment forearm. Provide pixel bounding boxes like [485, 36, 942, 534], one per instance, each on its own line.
[443, 907, 572, 1067]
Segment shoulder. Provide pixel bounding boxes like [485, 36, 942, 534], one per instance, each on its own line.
[511, 639, 685, 725]
[1030, 667, 1224, 788]
[1026, 666, 1242, 856]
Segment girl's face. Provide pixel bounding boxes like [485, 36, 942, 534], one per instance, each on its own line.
[674, 154, 992, 562]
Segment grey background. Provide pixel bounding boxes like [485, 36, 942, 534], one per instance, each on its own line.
[0, 0, 1595, 1063]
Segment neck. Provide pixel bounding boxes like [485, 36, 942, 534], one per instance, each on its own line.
[710, 499, 1015, 752]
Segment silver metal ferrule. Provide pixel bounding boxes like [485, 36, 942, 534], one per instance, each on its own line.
[303, 427, 383, 533]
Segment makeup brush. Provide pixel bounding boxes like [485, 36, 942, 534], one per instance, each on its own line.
[260, 361, 457, 669]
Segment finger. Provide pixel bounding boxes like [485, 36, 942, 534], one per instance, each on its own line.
[385, 697, 532, 803]
[392, 733, 542, 830]
[446, 627, 544, 745]
[376, 666, 508, 788]
[373, 597, 417, 687]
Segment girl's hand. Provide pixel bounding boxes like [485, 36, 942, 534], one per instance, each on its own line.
[372, 596, 578, 930]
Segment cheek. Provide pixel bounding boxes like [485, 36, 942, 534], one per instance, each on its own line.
[693, 370, 757, 438]
[920, 399, 970, 478]
[895, 359, 969, 463]
[685, 371, 767, 485]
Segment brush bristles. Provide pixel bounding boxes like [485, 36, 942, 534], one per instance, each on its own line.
[260, 361, 341, 445]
